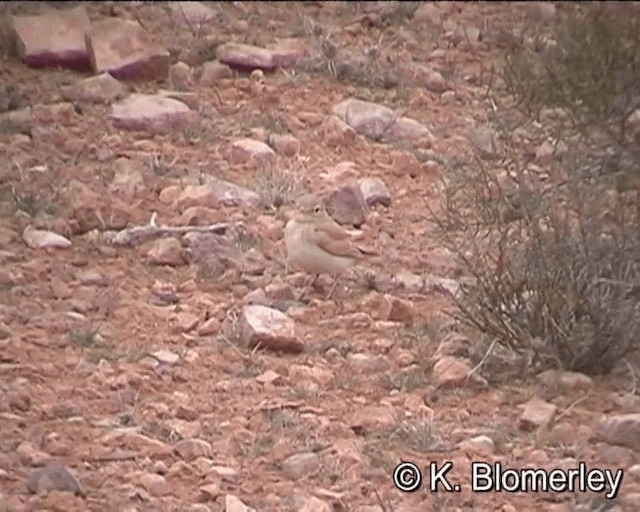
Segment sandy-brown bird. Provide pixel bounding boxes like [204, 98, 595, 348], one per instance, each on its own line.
[284, 193, 374, 300]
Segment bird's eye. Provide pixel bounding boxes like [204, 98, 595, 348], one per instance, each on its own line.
[314, 205, 322, 213]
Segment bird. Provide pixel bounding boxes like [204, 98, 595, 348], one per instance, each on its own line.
[284, 193, 374, 300]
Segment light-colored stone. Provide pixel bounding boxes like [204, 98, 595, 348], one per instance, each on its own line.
[61, 73, 126, 103]
[216, 40, 308, 72]
[225, 495, 255, 512]
[536, 369, 593, 393]
[169, 61, 193, 89]
[333, 98, 396, 140]
[230, 138, 276, 164]
[459, 435, 495, 456]
[86, 18, 170, 81]
[147, 238, 185, 266]
[325, 185, 369, 227]
[358, 177, 391, 207]
[174, 439, 213, 460]
[138, 472, 167, 497]
[593, 414, 640, 451]
[280, 452, 321, 480]
[109, 94, 198, 134]
[268, 133, 300, 156]
[299, 496, 332, 512]
[349, 405, 398, 433]
[216, 43, 275, 71]
[23, 226, 71, 249]
[12, 6, 91, 71]
[207, 177, 261, 207]
[518, 397, 557, 432]
[432, 356, 488, 389]
[239, 305, 303, 353]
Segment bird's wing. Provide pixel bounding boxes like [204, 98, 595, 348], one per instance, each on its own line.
[308, 224, 363, 259]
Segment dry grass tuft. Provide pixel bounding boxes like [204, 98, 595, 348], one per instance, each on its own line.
[433, 2, 640, 376]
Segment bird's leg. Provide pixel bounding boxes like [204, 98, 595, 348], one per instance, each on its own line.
[297, 274, 318, 302]
[326, 274, 340, 300]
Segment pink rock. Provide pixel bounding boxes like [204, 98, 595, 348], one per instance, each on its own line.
[12, 6, 91, 71]
[108, 94, 198, 134]
[60, 73, 126, 104]
[385, 117, 434, 146]
[268, 133, 300, 156]
[208, 177, 260, 207]
[86, 18, 170, 81]
[325, 185, 369, 227]
[358, 177, 391, 207]
[268, 38, 310, 68]
[332, 98, 396, 140]
[230, 138, 276, 164]
[216, 42, 276, 72]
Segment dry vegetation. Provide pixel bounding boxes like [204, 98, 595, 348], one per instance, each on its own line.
[434, 1, 640, 377]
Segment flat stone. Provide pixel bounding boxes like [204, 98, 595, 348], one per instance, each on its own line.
[332, 98, 396, 140]
[593, 414, 640, 451]
[230, 138, 276, 164]
[61, 73, 126, 104]
[86, 18, 170, 81]
[207, 177, 260, 207]
[109, 94, 198, 134]
[12, 6, 91, 71]
[432, 356, 488, 389]
[23, 226, 71, 250]
[519, 397, 557, 432]
[216, 42, 276, 72]
[239, 304, 303, 354]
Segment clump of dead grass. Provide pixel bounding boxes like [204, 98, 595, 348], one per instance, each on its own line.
[253, 158, 306, 209]
[433, 2, 640, 377]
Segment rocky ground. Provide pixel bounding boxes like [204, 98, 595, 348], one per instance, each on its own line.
[1, 1, 640, 511]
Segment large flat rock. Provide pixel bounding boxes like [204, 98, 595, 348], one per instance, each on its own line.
[108, 93, 198, 134]
[86, 18, 170, 81]
[12, 6, 92, 71]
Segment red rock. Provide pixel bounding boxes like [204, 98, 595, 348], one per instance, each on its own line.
[108, 94, 198, 134]
[12, 6, 91, 71]
[86, 18, 170, 81]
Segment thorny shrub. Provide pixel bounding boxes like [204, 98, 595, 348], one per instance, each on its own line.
[434, 2, 640, 376]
